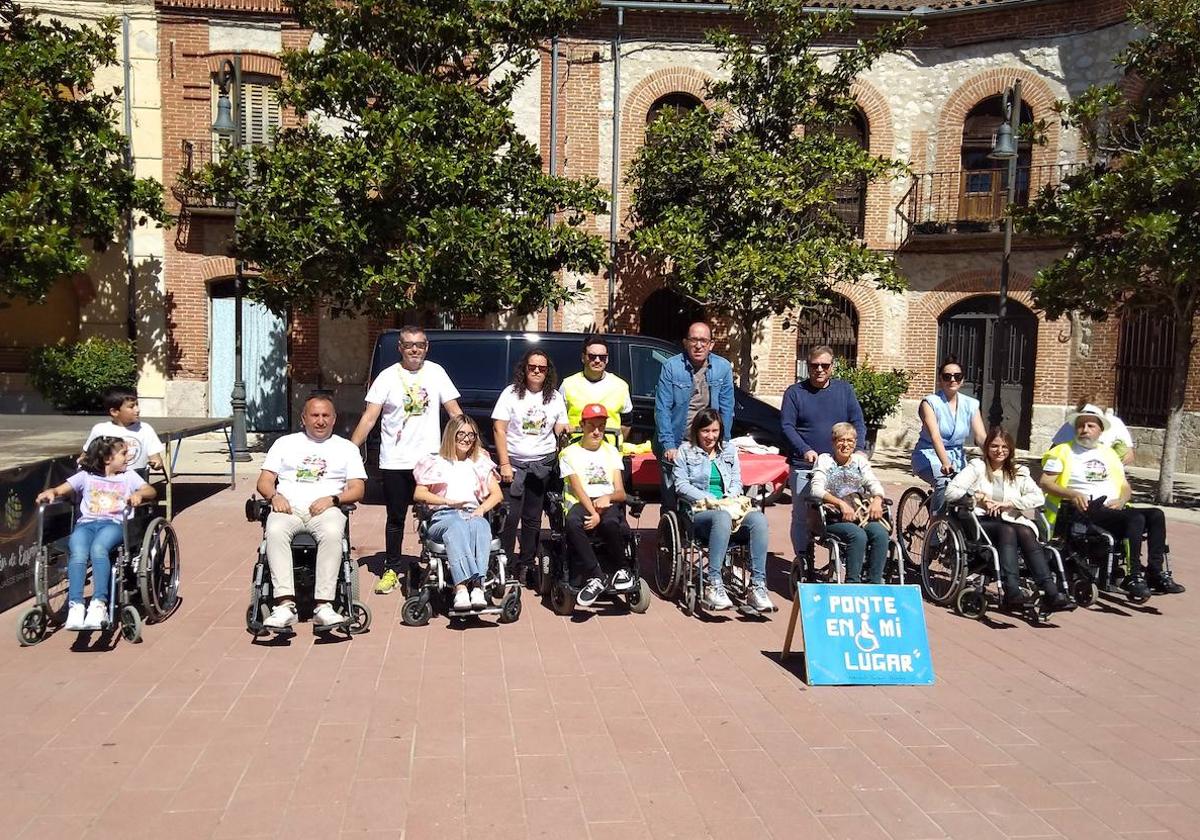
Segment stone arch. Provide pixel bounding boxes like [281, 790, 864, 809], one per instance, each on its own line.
[204, 52, 282, 78]
[849, 79, 897, 248]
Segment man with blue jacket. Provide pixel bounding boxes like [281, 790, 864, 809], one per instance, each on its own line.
[781, 345, 867, 563]
[654, 321, 735, 510]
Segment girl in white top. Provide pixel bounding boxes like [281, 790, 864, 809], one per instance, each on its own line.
[414, 415, 503, 612]
[945, 426, 1073, 612]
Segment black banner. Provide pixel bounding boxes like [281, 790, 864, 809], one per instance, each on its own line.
[0, 456, 76, 613]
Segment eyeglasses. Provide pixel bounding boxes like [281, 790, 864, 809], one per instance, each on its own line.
[685, 337, 712, 346]
[941, 372, 964, 382]
[454, 431, 477, 441]
[526, 364, 548, 373]
[586, 353, 608, 362]
[809, 362, 832, 371]
[401, 341, 428, 350]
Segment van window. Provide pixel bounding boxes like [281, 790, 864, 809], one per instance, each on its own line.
[427, 339, 509, 391]
[628, 342, 675, 398]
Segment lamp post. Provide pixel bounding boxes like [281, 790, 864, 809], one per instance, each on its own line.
[212, 55, 251, 462]
[986, 78, 1022, 431]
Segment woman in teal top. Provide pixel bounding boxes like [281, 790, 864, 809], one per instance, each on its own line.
[911, 356, 986, 512]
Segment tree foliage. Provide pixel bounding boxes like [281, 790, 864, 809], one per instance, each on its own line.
[627, 0, 916, 382]
[185, 0, 608, 317]
[0, 1, 166, 302]
[1016, 0, 1200, 503]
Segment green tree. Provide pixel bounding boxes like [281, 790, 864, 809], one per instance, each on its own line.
[626, 1, 915, 384]
[1017, 0, 1200, 504]
[185, 0, 608, 317]
[0, 2, 166, 302]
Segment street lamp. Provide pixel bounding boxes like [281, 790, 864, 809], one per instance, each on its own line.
[985, 78, 1022, 431]
[213, 55, 251, 462]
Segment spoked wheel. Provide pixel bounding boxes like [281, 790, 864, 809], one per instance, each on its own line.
[550, 581, 575, 616]
[921, 518, 966, 605]
[628, 578, 651, 614]
[896, 486, 930, 567]
[955, 588, 987, 620]
[139, 518, 180, 621]
[1069, 574, 1097, 607]
[401, 594, 433, 627]
[498, 591, 522, 624]
[348, 601, 372, 634]
[16, 607, 48, 647]
[655, 514, 682, 598]
[120, 605, 144, 642]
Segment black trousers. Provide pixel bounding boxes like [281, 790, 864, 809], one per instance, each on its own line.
[977, 518, 1056, 597]
[382, 468, 417, 571]
[564, 504, 626, 585]
[501, 469, 552, 567]
[1082, 505, 1168, 574]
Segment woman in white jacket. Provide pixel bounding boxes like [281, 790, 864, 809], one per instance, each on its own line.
[945, 427, 1073, 613]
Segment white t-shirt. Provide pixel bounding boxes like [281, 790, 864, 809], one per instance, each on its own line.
[491, 385, 567, 461]
[559, 442, 623, 509]
[1042, 443, 1118, 503]
[262, 432, 367, 513]
[1051, 411, 1134, 451]
[84, 420, 164, 471]
[365, 361, 461, 469]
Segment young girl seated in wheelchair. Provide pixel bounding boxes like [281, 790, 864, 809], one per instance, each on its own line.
[946, 426, 1073, 612]
[808, 422, 889, 583]
[36, 437, 156, 630]
[413, 415, 504, 612]
[672, 408, 774, 612]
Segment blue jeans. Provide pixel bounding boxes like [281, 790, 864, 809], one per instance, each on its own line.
[826, 521, 890, 584]
[427, 509, 492, 585]
[68, 519, 123, 603]
[692, 508, 769, 585]
[914, 463, 951, 514]
[789, 467, 813, 558]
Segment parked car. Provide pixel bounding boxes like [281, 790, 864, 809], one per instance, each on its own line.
[362, 329, 784, 479]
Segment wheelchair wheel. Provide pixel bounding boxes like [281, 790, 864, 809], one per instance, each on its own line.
[550, 581, 575, 616]
[955, 588, 987, 620]
[921, 518, 966, 605]
[682, 583, 697, 617]
[120, 605, 143, 643]
[245, 602, 270, 637]
[1070, 575, 1097, 607]
[138, 517, 180, 621]
[16, 606, 48, 647]
[401, 594, 433, 627]
[534, 553, 553, 597]
[498, 591, 522, 624]
[896, 486, 930, 565]
[654, 514, 682, 598]
[35, 548, 69, 626]
[627, 578, 651, 614]
[348, 601, 372, 634]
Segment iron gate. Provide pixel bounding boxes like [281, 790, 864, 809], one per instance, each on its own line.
[1115, 309, 1176, 428]
[796, 294, 860, 378]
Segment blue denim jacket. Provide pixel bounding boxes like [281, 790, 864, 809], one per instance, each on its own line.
[671, 442, 743, 506]
[654, 352, 735, 453]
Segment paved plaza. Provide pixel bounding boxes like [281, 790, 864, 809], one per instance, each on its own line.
[3, 479, 1200, 840]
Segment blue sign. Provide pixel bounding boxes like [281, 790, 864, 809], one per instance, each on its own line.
[797, 584, 934, 686]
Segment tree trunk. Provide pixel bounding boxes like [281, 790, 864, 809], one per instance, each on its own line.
[1156, 304, 1195, 505]
[737, 314, 755, 389]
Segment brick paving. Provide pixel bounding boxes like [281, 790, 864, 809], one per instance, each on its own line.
[3, 483, 1200, 840]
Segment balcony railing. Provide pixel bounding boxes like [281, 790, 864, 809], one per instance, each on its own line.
[894, 163, 1081, 247]
[172, 139, 235, 212]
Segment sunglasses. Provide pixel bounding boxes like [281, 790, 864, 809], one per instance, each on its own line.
[809, 362, 832, 371]
[941, 372, 964, 382]
[401, 341, 428, 350]
[454, 431, 477, 441]
[526, 363, 548, 373]
[586, 353, 608, 362]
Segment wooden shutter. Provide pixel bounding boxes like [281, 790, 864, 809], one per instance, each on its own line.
[239, 75, 281, 148]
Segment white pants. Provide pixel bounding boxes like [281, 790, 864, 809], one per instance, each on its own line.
[265, 506, 346, 601]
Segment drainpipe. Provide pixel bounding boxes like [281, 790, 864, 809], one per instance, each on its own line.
[606, 8, 623, 332]
[546, 35, 559, 332]
[122, 15, 137, 343]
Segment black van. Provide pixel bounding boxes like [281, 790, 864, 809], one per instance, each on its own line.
[363, 329, 784, 471]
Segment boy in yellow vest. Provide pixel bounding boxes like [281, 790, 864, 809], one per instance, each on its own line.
[1039, 404, 1183, 598]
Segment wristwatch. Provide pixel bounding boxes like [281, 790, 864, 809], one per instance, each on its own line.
[331, 495, 341, 507]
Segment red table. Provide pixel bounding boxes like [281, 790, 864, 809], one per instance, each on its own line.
[630, 451, 790, 492]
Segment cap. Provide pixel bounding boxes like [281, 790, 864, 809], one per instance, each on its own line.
[580, 403, 609, 421]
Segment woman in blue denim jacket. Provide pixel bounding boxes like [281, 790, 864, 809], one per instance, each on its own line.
[672, 408, 774, 612]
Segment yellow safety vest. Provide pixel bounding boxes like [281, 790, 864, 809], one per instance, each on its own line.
[561, 372, 630, 434]
[1041, 441, 1128, 526]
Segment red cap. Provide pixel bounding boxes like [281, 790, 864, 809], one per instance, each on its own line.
[580, 403, 608, 421]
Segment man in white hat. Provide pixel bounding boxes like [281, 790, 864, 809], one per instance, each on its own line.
[1051, 399, 1136, 465]
[1039, 404, 1183, 597]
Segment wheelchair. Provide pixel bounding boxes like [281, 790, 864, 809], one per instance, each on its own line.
[17, 500, 180, 646]
[244, 497, 371, 637]
[919, 501, 1070, 623]
[655, 499, 776, 618]
[1051, 507, 1152, 606]
[794, 497, 904, 588]
[401, 505, 522, 626]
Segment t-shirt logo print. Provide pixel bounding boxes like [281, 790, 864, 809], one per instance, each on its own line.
[87, 485, 124, 516]
[521, 407, 547, 435]
[584, 461, 609, 486]
[1083, 457, 1108, 482]
[402, 386, 430, 418]
[296, 455, 327, 483]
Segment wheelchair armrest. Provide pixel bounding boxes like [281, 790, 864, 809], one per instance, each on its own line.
[627, 496, 646, 518]
[339, 503, 357, 515]
[245, 497, 270, 524]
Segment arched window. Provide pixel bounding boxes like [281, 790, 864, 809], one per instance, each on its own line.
[795, 294, 859, 378]
[958, 95, 1034, 224]
[646, 92, 703, 136]
[834, 108, 869, 237]
[639, 287, 706, 344]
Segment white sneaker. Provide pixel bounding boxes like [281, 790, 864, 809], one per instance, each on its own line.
[313, 603, 347, 628]
[747, 584, 776, 612]
[704, 583, 733, 610]
[610, 569, 635, 592]
[576, 577, 605, 608]
[263, 602, 298, 631]
[83, 600, 108, 630]
[65, 601, 86, 631]
[469, 588, 488, 610]
[452, 588, 471, 611]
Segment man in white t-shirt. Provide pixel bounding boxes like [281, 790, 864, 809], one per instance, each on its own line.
[84, 387, 165, 476]
[1051, 401, 1136, 465]
[258, 394, 367, 631]
[351, 325, 462, 595]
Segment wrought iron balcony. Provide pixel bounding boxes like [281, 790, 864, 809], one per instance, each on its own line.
[172, 139, 235, 214]
[894, 163, 1080, 248]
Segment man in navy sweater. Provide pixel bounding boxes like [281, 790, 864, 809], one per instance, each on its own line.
[780, 345, 867, 562]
